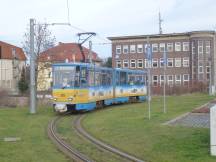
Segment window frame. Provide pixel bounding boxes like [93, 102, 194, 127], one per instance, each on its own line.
[183, 57, 189, 67]
[167, 58, 173, 67]
[152, 58, 158, 68]
[167, 43, 173, 52]
[116, 45, 121, 54]
[130, 45, 136, 53]
[159, 43, 165, 52]
[130, 59, 136, 68]
[175, 58, 181, 67]
[152, 43, 158, 52]
[175, 75, 181, 85]
[123, 45, 129, 54]
[183, 42, 189, 51]
[137, 44, 143, 53]
[123, 60, 129, 68]
[116, 60, 121, 68]
[175, 42, 181, 52]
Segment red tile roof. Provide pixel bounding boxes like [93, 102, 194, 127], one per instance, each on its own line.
[39, 42, 102, 63]
[0, 41, 26, 60]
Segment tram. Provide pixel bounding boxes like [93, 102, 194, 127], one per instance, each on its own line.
[51, 63, 147, 113]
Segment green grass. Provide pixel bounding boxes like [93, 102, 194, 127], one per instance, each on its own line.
[0, 107, 69, 162]
[82, 93, 216, 162]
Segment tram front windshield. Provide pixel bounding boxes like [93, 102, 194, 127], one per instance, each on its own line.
[53, 66, 80, 88]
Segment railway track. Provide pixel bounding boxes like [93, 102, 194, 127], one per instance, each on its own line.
[73, 115, 145, 162]
[47, 114, 93, 162]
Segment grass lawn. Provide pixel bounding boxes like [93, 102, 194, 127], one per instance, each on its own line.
[82, 93, 216, 162]
[0, 107, 69, 162]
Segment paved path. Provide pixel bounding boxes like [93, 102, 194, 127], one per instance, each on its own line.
[168, 113, 210, 128]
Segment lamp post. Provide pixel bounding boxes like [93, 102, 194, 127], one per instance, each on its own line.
[146, 36, 152, 120]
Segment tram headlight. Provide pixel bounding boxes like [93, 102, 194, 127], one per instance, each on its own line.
[68, 97, 73, 101]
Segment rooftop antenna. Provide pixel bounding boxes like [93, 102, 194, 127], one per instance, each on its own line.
[159, 11, 163, 34]
[67, 0, 70, 24]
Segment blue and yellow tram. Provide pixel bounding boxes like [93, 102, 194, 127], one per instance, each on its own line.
[52, 63, 147, 113]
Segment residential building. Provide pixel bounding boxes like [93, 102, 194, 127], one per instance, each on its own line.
[0, 41, 26, 94]
[108, 31, 216, 94]
[37, 42, 102, 91]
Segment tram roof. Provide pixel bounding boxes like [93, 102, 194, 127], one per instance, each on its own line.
[52, 63, 147, 73]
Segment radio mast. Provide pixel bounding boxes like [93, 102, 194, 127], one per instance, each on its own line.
[159, 12, 163, 34]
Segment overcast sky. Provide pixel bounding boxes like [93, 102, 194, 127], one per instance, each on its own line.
[0, 0, 215, 58]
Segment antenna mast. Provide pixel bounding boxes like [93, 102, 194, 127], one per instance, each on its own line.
[159, 12, 163, 34]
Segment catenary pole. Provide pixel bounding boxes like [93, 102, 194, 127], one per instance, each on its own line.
[163, 49, 167, 113]
[30, 18, 36, 114]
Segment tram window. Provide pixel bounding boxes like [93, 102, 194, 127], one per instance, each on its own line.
[101, 71, 112, 86]
[74, 66, 80, 87]
[95, 72, 101, 86]
[88, 70, 95, 86]
[128, 75, 135, 85]
[120, 72, 127, 85]
[136, 75, 144, 85]
[53, 66, 76, 88]
[80, 67, 88, 87]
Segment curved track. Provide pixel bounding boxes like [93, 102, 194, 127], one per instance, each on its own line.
[74, 115, 145, 162]
[47, 114, 92, 162]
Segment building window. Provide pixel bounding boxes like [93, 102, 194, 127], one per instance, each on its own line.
[192, 42, 195, 55]
[116, 45, 121, 54]
[183, 74, 189, 82]
[183, 42, 189, 51]
[160, 75, 165, 85]
[123, 60, 129, 68]
[175, 75, 181, 85]
[183, 57, 189, 67]
[175, 58, 181, 67]
[152, 75, 158, 86]
[159, 43, 165, 52]
[137, 59, 143, 68]
[206, 41, 210, 55]
[198, 40, 203, 54]
[199, 66, 203, 73]
[175, 42, 181, 52]
[160, 58, 165, 67]
[198, 61, 203, 73]
[206, 66, 210, 73]
[167, 75, 173, 85]
[152, 44, 158, 52]
[123, 45, 129, 54]
[130, 59, 136, 68]
[145, 59, 151, 68]
[116, 60, 121, 68]
[130, 45, 136, 53]
[152, 59, 158, 68]
[167, 58, 173, 67]
[167, 43, 173, 52]
[137, 44, 143, 53]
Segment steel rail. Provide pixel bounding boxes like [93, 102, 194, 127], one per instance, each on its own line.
[74, 115, 145, 162]
[47, 115, 93, 162]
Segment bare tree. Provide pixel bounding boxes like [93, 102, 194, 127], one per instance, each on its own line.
[22, 22, 56, 91]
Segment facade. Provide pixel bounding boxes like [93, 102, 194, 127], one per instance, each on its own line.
[0, 41, 26, 94]
[108, 31, 216, 94]
[37, 42, 102, 91]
